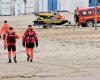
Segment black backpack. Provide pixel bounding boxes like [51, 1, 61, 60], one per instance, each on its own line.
[7, 32, 16, 43]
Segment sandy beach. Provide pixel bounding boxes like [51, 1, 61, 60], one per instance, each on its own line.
[0, 14, 100, 80]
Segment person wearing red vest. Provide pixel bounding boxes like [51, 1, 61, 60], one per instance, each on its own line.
[1, 20, 10, 49]
[22, 25, 38, 62]
[5, 27, 19, 63]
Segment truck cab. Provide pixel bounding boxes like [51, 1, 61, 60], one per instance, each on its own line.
[78, 6, 100, 27]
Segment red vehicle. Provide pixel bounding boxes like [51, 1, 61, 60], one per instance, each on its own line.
[78, 6, 100, 27]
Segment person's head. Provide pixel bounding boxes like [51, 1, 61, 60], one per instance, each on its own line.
[77, 7, 79, 10]
[28, 25, 32, 28]
[8, 27, 14, 33]
[9, 27, 13, 30]
[4, 20, 7, 23]
[8, 27, 15, 34]
[27, 25, 33, 30]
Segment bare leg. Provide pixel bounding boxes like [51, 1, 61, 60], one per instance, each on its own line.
[8, 51, 11, 63]
[30, 48, 34, 62]
[26, 48, 30, 61]
[13, 51, 17, 63]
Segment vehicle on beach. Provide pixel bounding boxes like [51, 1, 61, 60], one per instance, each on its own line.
[78, 6, 100, 27]
[33, 12, 71, 28]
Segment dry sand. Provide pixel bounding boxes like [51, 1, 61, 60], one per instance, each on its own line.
[0, 15, 100, 80]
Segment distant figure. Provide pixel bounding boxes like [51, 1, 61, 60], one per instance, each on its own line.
[1, 20, 10, 49]
[22, 25, 38, 62]
[74, 7, 80, 27]
[5, 27, 19, 63]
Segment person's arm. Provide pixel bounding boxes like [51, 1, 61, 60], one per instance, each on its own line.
[22, 32, 26, 47]
[4, 34, 8, 47]
[74, 14, 76, 21]
[34, 31, 38, 47]
[1, 26, 3, 34]
[15, 33, 19, 39]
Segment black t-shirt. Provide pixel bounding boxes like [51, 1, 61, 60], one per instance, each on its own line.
[74, 14, 79, 22]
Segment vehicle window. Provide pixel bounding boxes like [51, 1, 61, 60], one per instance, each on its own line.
[97, 10, 100, 14]
[81, 10, 92, 16]
[81, 11, 87, 16]
[87, 10, 92, 15]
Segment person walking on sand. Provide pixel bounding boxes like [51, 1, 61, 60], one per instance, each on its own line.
[1, 20, 10, 49]
[22, 25, 38, 62]
[74, 7, 80, 27]
[5, 27, 19, 63]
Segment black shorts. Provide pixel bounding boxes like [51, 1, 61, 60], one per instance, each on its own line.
[3, 35, 6, 40]
[7, 45, 16, 52]
[26, 43, 35, 48]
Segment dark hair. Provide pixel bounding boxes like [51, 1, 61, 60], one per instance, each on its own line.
[9, 27, 13, 30]
[4, 20, 7, 23]
[28, 25, 32, 27]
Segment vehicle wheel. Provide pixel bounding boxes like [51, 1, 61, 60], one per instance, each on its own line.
[81, 24, 86, 27]
[86, 21, 94, 27]
[48, 24, 52, 28]
[69, 22, 71, 24]
[43, 24, 52, 29]
[43, 25, 47, 29]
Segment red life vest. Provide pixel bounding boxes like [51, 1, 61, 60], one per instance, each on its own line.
[25, 30, 36, 44]
[7, 32, 16, 44]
